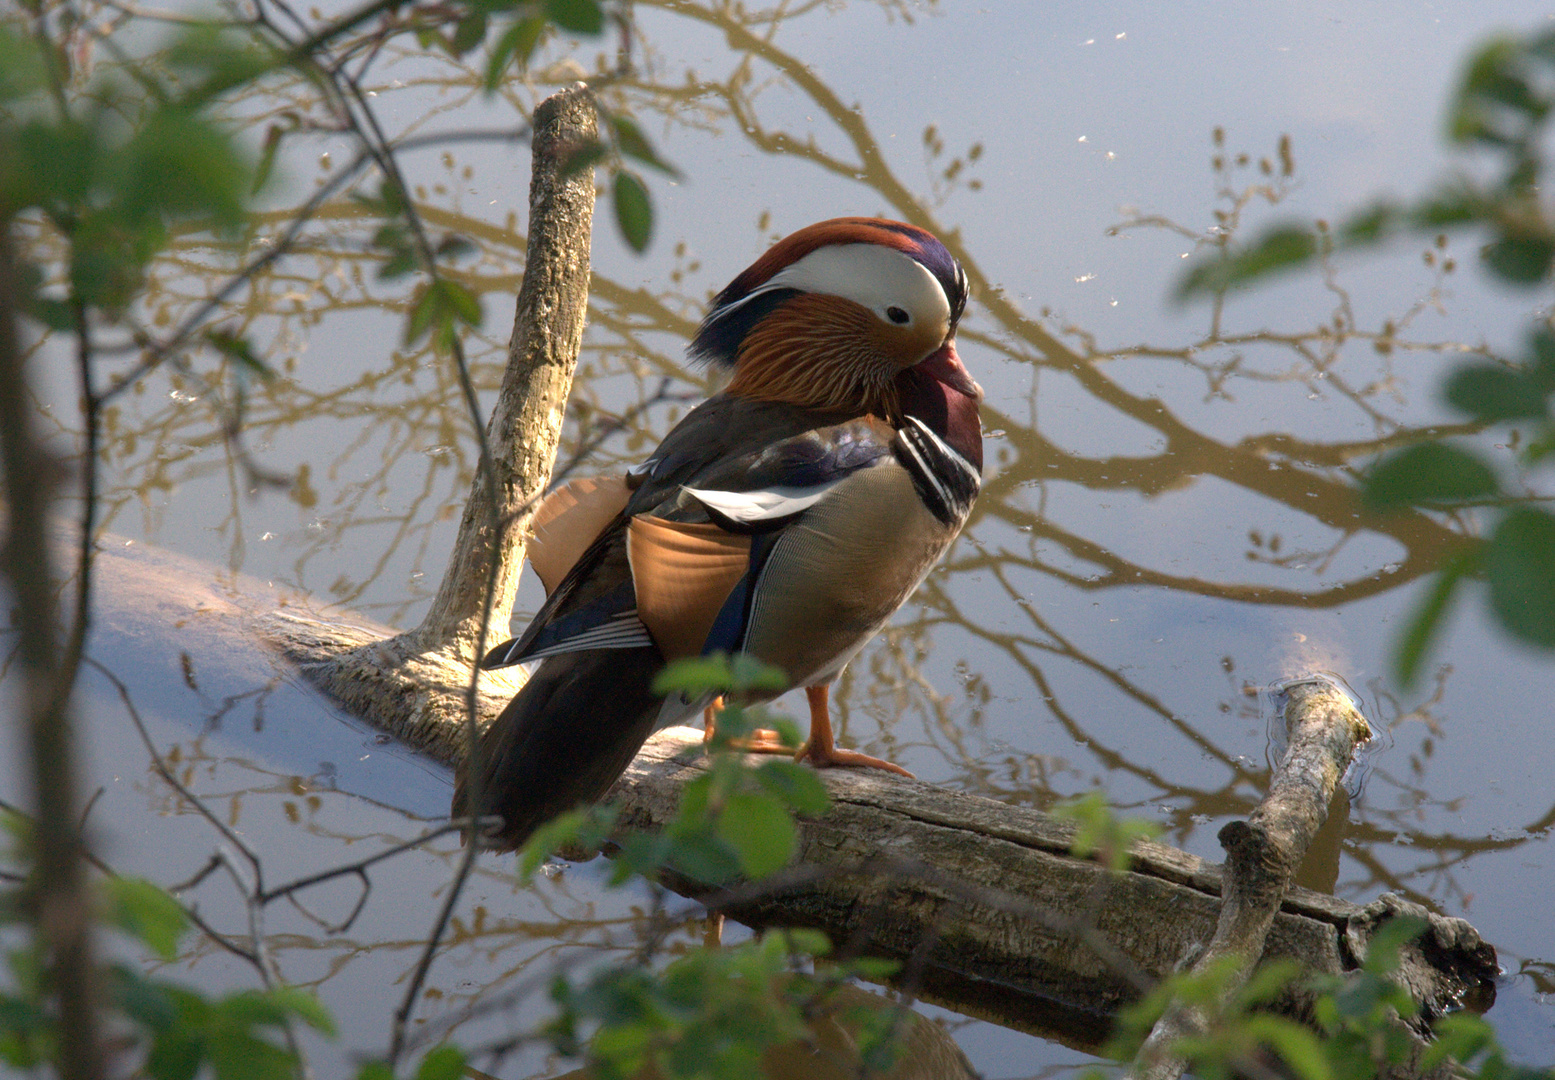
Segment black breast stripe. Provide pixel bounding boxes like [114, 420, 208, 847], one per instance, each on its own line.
[893, 416, 980, 527]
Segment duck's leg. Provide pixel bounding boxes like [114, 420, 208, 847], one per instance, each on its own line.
[702, 696, 791, 753]
[796, 684, 913, 776]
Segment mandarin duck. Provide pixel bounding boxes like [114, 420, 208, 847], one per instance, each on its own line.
[453, 217, 982, 851]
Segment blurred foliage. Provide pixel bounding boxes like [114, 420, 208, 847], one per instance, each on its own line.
[9, 0, 1553, 1072]
[1178, 26, 1555, 684]
[0, 647, 880, 1077]
[545, 930, 902, 1080]
[1052, 790, 1162, 874]
[1, 810, 334, 1078]
[474, 653, 912, 1080]
[0, 0, 662, 378]
[1099, 913, 1550, 1080]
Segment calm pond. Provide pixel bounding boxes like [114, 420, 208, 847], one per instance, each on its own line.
[10, 1, 1555, 1075]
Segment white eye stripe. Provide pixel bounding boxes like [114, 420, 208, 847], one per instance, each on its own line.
[757, 244, 951, 328]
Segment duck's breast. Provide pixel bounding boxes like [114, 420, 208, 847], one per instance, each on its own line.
[741, 459, 960, 686]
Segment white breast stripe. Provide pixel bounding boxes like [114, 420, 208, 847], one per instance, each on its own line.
[904, 415, 980, 487]
[684, 478, 847, 524]
[895, 426, 954, 511]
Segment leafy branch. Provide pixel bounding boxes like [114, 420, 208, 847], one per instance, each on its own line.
[1176, 27, 1555, 684]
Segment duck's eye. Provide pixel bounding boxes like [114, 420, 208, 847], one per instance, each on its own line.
[885, 306, 910, 325]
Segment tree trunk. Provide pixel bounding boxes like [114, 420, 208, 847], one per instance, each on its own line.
[265, 83, 597, 756]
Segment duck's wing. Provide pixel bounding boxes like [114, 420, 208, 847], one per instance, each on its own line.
[635, 409, 899, 662]
[482, 396, 894, 669]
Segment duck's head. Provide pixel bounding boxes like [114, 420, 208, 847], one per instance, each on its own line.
[688, 218, 981, 427]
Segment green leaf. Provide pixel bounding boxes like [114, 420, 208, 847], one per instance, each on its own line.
[405, 284, 439, 346]
[378, 248, 417, 281]
[1445, 363, 1551, 421]
[1247, 1016, 1334, 1080]
[769, 716, 802, 749]
[442, 278, 482, 324]
[518, 805, 617, 878]
[613, 169, 652, 252]
[252, 122, 284, 196]
[0, 28, 47, 103]
[262, 986, 336, 1036]
[484, 15, 547, 90]
[164, 24, 277, 102]
[205, 1030, 296, 1080]
[1359, 913, 1428, 975]
[1529, 327, 1555, 387]
[435, 234, 476, 261]
[607, 113, 679, 176]
[1422, 1013, 1496, 1071]
[768, 927, 831, 958]
[546, 0, 604, 35]
[146, 1029, 205, 1080]
[26, 297, 75, 332]
[1053, 791, 1161, 872]
[403, 278, 484, 348]
[715, 792, 796, 879]
[726, 653, 788, 693]
[205, 328, 274, 379]
[450, 10, 487, 55]
[1483, 229, 1555, 284]
[355, 1063, 395, 1080]
[1394, 550, 1479, 689]
[1451, 40, 1528, 146]
[108, 964, 178, 1032]
[653, 655, 735, 696]
[1409, 185, 1484, 227]
[115, 108, 250, 228]
[213, 987, 333, 1035]
[1337, 201, 1403, 245]
[1486, 507, 1555, 648]
[607, 830, 671, 885]
[9, 117, 98, 209]
[414, 1045, 466, 1080]
[667, 831, 742, 885]
[1362, 442, 1499, 511]
[1175, 226, 1318, 299]
[559, 139, 610, 179]
[106, 877, 187, 961]
[754, 760, 830, 816]
[1235, 958, 1305, 1008]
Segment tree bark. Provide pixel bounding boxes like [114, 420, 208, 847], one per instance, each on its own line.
[600, 718, 1496, 1056]
[265, 84, 597, 756]
[0, 230, 106, 1076]
[1132, 675, 1373, 1079]
[408, 83, 598, 665]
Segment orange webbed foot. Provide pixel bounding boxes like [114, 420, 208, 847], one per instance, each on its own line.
[796, 684, 914, 778]
[795, 741, 914, 777]
[703, 697, 799, 755]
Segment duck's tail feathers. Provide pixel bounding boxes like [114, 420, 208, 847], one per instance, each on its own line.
[452, 646, 663, 853]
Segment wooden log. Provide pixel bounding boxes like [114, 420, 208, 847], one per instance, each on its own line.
[89, 534, 1500, 1058]
[603, 722, 1497, 1052]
